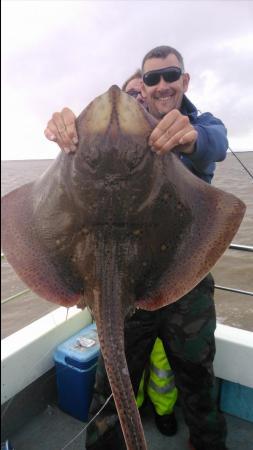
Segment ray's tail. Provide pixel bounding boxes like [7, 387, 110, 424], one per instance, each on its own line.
[91, 239, 147, 450]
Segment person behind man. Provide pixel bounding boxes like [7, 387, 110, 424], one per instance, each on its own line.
[122, 69, 146, 107]
[44, 45, 228, 450]
[123, 69, 178, 437]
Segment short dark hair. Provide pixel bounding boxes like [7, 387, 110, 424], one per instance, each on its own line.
[122, 69, 142, 91]
[141, 46, 185, 72]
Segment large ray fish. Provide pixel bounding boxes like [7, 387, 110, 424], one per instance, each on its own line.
[1, 86, 246, 450]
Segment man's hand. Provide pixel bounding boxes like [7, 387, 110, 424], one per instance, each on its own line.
[148, 109, 198, 156]
[44, 108, 78, 153]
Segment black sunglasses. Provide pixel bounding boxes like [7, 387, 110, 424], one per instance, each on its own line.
[126, 89, 141, 98]
[143, 66, 182, 87]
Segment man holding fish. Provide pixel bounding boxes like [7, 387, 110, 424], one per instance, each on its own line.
[45, 46, 229, 450]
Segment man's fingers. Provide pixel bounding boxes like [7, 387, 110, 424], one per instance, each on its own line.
[158, 128, 198, 155]
[150, 116, 192, 152]
[44, 128, 56, 142]
[147, 105, 198, 156]
[61, 108, 78, 145]
[179, 129, 197, 145]
[44, 120, 64, 148]
[149, 110, 178, 145]
[47, 109, 77, 153]
[57, 126, 75, 152]
[150, 113, 190, 147]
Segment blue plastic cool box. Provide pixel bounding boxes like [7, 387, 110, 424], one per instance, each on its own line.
[54, 322, 100, 421]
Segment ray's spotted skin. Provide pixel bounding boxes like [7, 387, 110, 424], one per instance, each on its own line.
[1, 86, 246, 450]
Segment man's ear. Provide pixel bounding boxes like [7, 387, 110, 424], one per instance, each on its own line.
[183, 73, 190, 93]
[141, 82, 147, 99]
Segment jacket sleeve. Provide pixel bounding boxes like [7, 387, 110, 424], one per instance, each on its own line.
[188, 112, 228, 165]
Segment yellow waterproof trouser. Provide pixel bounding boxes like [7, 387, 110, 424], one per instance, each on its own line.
[136, 337, 178, 415]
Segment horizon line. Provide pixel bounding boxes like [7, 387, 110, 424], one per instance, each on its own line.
[1, 149, 253, 163]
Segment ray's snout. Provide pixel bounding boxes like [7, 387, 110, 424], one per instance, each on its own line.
[80, 85, 153, 137]
[75, 85, 156, 175]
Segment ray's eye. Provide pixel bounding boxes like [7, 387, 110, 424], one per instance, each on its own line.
[125, 152, 142, 171]
[123, 143, 147, 171]
[84, 144, 101, 169]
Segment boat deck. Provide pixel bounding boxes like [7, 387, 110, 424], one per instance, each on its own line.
[8, 401, 253, 450]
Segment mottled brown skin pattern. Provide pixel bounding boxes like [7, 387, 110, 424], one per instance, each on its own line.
[1, 86, 246, 450]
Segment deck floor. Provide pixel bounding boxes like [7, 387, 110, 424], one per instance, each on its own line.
[9, 402, 253, 450]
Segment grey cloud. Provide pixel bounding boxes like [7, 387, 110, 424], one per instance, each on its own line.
[2, 0, 253, 158]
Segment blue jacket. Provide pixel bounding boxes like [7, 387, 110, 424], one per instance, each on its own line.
[179, 95, 228, 183]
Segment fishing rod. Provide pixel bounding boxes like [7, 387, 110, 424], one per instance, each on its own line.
[229, 146, 253, 181]
[196, 107, 253, 181]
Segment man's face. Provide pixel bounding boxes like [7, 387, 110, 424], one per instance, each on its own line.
[141, 54, 190, 119]
[125, 78, 147, 107]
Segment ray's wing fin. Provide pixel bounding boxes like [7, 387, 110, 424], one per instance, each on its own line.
[136, 155, 246, 310]
[1, 183, 82, 307]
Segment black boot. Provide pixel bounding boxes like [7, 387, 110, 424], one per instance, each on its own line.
[86, 421, 127, 450]
[155, 411, 177, 436]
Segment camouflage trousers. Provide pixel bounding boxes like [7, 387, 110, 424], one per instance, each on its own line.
[86, 274, 228, 450]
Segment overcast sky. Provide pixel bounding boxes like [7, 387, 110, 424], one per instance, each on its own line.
[2, 0, 253, 160]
